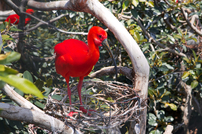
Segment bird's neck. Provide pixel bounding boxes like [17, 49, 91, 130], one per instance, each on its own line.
[87, 36, 100, 63]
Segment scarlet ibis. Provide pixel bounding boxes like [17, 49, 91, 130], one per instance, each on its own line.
[54, 26, 117, 114]
[5, 9, 34, 25]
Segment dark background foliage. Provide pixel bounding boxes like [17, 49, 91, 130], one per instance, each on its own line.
[0, 0, 202, 133]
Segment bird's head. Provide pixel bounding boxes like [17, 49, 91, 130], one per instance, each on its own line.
[26, 9, 34, 14]
[88, 26, 118, 79]
[88, 26, 108, 47]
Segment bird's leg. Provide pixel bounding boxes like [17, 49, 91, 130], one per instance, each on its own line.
[65, 77, 77, 117]
[78, 77, 96, 115]
[65, 77, 72, 105]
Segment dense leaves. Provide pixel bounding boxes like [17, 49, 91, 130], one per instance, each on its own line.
[0, 0, 202, 133]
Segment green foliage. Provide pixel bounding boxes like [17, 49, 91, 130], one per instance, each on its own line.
[0, 0, 202, 133]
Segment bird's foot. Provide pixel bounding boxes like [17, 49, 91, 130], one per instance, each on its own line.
[67, 111, 78, 117]
[80, 106, 96, 116]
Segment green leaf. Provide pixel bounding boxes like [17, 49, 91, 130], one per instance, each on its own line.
[0, 65, 5, 71]
[164, 116, 174, 122]
[162, 63, 174, 70]
[131, 9, 138, 18]
[132, 0, 139, 7]
[165, 103, 177, 111]
[0, 74, 44, 99]
[0, 52, 21, 65]
[168, 35, 175, 43]
[1, 35, 10, 40]
[34, 101, 45, 109]
[150, 130, 161, 134]
[183, 57, 191, 63]
[134, 32, 140, 42]
[122, 0, 130, 10]
[46, 78, 52, 87]
[23, 71, 33, 82]
[182, 71, 190, 79]
[148, 113, 157, 126]
[157, 110, 165, 120]
[10, 27, 22, 32]
[173, 34, 182, 39]
[3, 66, 18, 74]
[191, 80, 198, 89]
[51, 94, 62, 101]
[146, 1, 154, 7]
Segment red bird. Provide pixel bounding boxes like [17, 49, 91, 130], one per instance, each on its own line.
[54, 26, 117, 115]
[5, 9, 34, 25]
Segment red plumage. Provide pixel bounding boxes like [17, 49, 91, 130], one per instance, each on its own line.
[54, 26, 109, 115]
[5, 9, 34, 25]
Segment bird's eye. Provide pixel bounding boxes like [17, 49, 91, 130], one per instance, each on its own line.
[98, 35, 102, 39]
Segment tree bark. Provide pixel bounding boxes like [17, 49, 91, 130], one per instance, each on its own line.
[0, 103, 74, 134]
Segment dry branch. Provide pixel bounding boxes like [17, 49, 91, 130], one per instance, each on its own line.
[90, 66, 133, 81]
[2, 84, 44, 113]
[181, 81, 192, 134]
[181, 7, 202, 36]
[163, 125, 173, 134]
[0, 103, 74, 134]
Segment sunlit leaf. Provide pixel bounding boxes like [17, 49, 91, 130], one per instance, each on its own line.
[164, 116, 174, 122]
[132, 0, 139, 7]
[183, 57, 191, 63]
[146, 1, 154, 7]
[0, 74, 44, 99]
[0, 65, 5, 71]
[191, 80, 198, 89]
[182, 71, 190, 79]
[0, 52, 21, 65]
[165, 103, 177, 111]
[122, 0, 130, 10]
[148, 113, 157, 126]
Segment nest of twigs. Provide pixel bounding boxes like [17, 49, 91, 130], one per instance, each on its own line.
[44, 79, 147, 131]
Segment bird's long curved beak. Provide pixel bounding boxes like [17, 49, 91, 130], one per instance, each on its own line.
[102, 39, 118, 79]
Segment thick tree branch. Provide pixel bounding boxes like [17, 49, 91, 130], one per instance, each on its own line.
[181, 81, 192, 134]
[2, 0, 20, 15]
[2, 84, 44, 113]
[0, 103, 74, 134]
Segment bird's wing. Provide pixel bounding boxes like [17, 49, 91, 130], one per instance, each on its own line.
[54, 39, 89, 56]
[54, 39, 90, 76]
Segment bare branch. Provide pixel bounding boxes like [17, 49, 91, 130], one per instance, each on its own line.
[0, 103, 74, 134]
[24, 12, 88, 35]
[163, 125, 173, 134]
[90, 66, 133, 81]
[181, 7, 202, 36]
[2, 84, 44, 113]
[2, 0, 20, 15]
[181, 81, 192, 134]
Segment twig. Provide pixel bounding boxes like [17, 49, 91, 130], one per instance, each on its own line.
[90, 66, 133, 80]
[181, 7, 202, 36]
